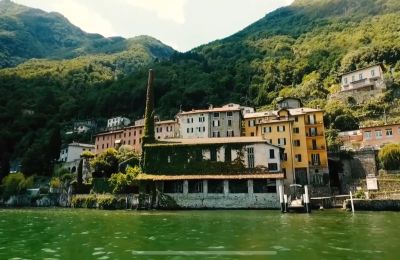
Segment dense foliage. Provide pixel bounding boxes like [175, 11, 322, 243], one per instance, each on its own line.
[1, 0, 400, 177]
[1, 172, 33, 198]
[378, 143, 400, 170]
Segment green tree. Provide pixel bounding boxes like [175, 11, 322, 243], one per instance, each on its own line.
[90, 148, 119, 177]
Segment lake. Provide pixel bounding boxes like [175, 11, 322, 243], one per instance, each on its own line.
[0, 208, 399, 259]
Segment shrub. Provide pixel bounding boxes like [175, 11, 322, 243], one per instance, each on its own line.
[1, 173, 33, 198]
[49, 177, 61, 188]
[108, 166, 141, 194]
[378, 143, 400, 170]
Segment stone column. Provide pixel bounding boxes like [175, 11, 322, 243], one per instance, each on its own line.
[248, 180, 253, 194]
[223, 180, 229, 195]
[183, 180, 188, 194]
[203, 180, 208, 195]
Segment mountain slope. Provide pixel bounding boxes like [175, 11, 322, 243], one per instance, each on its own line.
[1, 0, 400, 176]
[0, 0, 174, 68]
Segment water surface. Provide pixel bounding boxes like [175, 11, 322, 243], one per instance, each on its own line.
[0, 208, 399, 259]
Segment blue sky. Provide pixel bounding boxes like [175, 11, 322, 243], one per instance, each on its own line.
[13, 0, 294, 51]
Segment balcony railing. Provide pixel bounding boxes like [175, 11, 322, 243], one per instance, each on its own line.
[306, 132, 324, 137]
[305, 121, 323, 125]
[309, 145, 326, 151]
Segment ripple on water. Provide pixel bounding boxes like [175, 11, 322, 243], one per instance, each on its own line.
[42, 248, 57, 253]
[81, 231, 89, 235]
[92, 251, 106, 256]
[148, 236, 156, 241]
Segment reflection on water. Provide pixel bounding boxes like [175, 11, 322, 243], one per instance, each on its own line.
[0, 209, 399, 259]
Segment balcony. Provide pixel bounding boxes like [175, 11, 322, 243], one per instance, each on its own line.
[305, 121, 324, 126]
[308, 145, 326, 151]
[306, 132, 324, 138]
[341, 78, 380, 92]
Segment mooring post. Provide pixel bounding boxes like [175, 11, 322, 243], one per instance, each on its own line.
[304, 185, 311, 213]
[279, 184, 285, 213]
[284, 194, 288, 212]
[350, 191, 355, 213]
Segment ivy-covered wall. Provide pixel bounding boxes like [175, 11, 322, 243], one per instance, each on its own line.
[143, 143, 247, 175]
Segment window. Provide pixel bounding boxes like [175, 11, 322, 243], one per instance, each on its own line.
[263, 126, 272, 133]
[227, 112, 233, 117]
[293, 127, 300, 134]
[278, 138, 286, 146]
[311, 154, 321, 166]
[213, 112, 220, 118]
[386, 128, 393, 137]
[268, 139, 273, 144]
[208, 180, 224, 193]
[213, 120, 220, 127]
[227, 130, 234, 137]
[309, 128, 318, 136]
[359, 73, 363, 80]
[212, 131, 220, 137]
[225, 147, 232, 162]
[364, 131, 372, 140]
[253, 180, 276, 193]
[269, 149, 275, 159]
[375, 130, 383, 139]
[191, 128, 194, 133]
[352, 75, 355, 82]
[228, 119, 232, 127]
[343, 77, 348, 84]
[295, 116, 298, 122]
[164, 181, 183, 193]
[268, 163, 278, 171]
[247, 147, 255, 168]
[229, 180, 248, 193]
[295, 154, 302, 162]
[277, 125, 286, 132]
[281, 153, 288, 161]
[371, 69, 375, 77]
[293, 140, 301, 147]
[187, 128, 190, 133]
[188, 181, 203, 193]
[210, 149, 217, 161]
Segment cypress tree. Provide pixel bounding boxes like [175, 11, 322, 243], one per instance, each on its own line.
[142, 69, 155, 145]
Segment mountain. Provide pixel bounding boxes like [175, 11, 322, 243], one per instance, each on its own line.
[0, 0, 174, 68]
[1, 0, 400, 176]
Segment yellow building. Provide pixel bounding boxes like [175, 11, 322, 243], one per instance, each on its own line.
[243, 98, 329, 186]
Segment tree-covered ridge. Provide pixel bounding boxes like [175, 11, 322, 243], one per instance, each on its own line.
[1, 0, 400, 177]
[0, 0, 174, 68]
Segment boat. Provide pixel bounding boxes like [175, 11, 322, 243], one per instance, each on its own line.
[279, 184, 311, 213]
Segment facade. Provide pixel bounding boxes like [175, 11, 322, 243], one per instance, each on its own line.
[95, 119, 179, 154]
[59, 142, 95, 173]
[141, 137, 284, 209]
[243, 103, 329, 186]
[107, 116, 131, 129]
[341, 123, 400, 150]
[73, 120, 96, 134]
[340, 64, 385, 92]
[177, 104, 244, 139]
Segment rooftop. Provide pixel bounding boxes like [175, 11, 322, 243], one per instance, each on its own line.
[244, 107, 323, 119]
[339, 64, 383, 77]
[145, 137, 281, 148]
[136, 173, 285, 181]
[67, 142, 95, 148]
[179, 105, 241, 116]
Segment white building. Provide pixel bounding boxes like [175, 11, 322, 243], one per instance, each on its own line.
[107, 117, 131, 129]
[142, 137, 284, 209]
[340, 64, 385, 92]
[59, 142, 95, 173]
[178, 104, 248, 139]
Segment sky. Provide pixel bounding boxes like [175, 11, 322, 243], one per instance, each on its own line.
[12, 0, 294, 51]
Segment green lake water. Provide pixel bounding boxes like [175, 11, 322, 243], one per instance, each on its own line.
[0, 209, 399, 259]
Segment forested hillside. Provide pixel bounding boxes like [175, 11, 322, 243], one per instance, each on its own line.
[1, 0, 400, 177]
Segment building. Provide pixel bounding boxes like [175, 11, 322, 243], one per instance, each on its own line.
[73, 120, 96, 134]
[95, 119, 179, 154]
[340, 64, 385, 93]
[338, 130, 363, 151]
[340, 123, 400, 151]
[243, 99, 329, 186]
[140, 137, 285, 209]
[59, 142, 95, 173]
[177, 103, 246, 139]
[107, 116, 131, 129]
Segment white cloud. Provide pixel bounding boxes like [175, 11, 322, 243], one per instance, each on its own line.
[123, 0, 187, 24]
[50, 1, 116, 36]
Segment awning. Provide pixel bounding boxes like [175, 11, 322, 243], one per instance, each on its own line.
[136, 173, 284, 181]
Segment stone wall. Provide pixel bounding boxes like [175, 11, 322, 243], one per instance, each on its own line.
[166, 193, 279, 209]
[344, 199, 400, 211]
